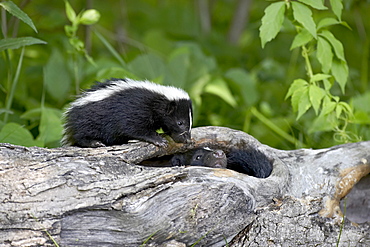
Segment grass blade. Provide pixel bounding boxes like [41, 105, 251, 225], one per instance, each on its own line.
[0, 37, 47, 51]
[94, 29, 126, 66]
[0, 1, 38, 33]
[3, 46, 25, 123]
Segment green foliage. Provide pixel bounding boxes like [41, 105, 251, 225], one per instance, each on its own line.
[0, 1, 37, 32]
[259, 2, 286, 48]
[0, 0, 47, 146]
[0, 0, 369, 149]
[0, 37, 46, 51]
[0, 122, 43, 147]
[64, 1, 100, 66]
[260, 0, 364, 144]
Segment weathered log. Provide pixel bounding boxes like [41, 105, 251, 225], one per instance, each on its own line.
[0, 126, 369, 246]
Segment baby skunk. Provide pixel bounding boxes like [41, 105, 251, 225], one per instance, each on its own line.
[62, 78, 193, 148]
[171, 148, 273, 178]
[171, 147, 227, 168]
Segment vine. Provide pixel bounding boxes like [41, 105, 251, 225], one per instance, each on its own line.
[259, 0, 361, 143]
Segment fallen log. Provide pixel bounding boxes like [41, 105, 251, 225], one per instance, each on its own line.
[0, 126, 369, 246]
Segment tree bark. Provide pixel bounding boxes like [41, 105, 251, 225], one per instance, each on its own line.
[0, 126, 369, 246]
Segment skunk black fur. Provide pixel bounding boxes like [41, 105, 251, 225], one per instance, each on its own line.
[62, 78, 193, 147]
[226, 149, 273, 178]
[171, 147, 227, 168]
[170, 148, 273, 178]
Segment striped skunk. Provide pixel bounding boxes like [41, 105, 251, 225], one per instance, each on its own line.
[171, 147, 273, 178]
[61, 78, 193, 148]
[171, 147, 227, 168]
[225, 149, 273, 178]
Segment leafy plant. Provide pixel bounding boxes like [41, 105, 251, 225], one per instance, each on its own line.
[64, 0, 100, 93]
[0, 0, 47, 146]
[259, 0, 361, 143]
[0, 1, 368, 149]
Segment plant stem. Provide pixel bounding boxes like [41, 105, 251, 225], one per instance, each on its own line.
[251, 107, 305, 148]
[73, 54, 80, 95]
[3, 46, 25, 123]
[301, 45, 314, 81]
[1, 8, 7, 38]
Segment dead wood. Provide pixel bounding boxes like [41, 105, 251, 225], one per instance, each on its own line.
[0, 126, 369, 246]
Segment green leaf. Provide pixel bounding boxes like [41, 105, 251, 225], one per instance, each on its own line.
[286, 78, 308, 99]
[64, 24, 77, 37]
[292, 2, 317, 38]
[290, 80, 309, 113]
[339, 21, 352, 30]
[309, 84, 325, 115]
[311, 73, 331, 82]
[65, 1, 77, 23]
[187, 45, 217, 82]
[317, 17, 339, 30]
[322, 79, 333, 91]
[309, 113, 337, 133]
[0, 1, 37, 33]
[79, 9, 100, 25]
[322, 96, 336, 115]
[36, 108, 63, 146]
[352, 111, 370, 125]
[335, 104, 343, 119]
[259, 2, 286, 48]
[290, 28, 313, 50]
[0, 37, 47, 52]
[225, 68, 258, 106]
[331, 59, 348, 93]
[340, 102, 352, 114]
[317, 37, 333, 73]
[204, 78, 237, 107]
[44, 49, 71, 102]
[21, 108, 41, 121]
[189, 74, 210, 108]
[330, 0, 343, 21]
[320, 30, 345, 61]
[165, 46, 191, 89]
[128, 53, 166, 81]
[295, 87, 311, 119]
[298, 0, 327, 10]
[332, 95, 340, 103]
[0, 122, 43, 147]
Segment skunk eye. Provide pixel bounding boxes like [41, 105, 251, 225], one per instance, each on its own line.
[196, 155, 202, 160]
[177, 121, 183, 126]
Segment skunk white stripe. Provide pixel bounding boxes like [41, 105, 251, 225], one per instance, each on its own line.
[72, 79, 190, 107]
[189, 109, 192, 131]
[203, 147, 213, 151]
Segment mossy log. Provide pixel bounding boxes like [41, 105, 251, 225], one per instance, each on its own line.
[0, 126, 369, 246]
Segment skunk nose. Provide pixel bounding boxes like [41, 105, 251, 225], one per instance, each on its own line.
[181, 131, 191, 142]
[172, 131, 191, 143]
[213, 150, 225, 158]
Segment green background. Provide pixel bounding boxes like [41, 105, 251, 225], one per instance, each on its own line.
[1, 0, 369, 149]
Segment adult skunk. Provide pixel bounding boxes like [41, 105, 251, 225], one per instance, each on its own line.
[61, 78, 193, 148]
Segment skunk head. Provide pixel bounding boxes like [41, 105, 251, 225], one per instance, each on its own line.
[189, 148, 227, 168]
[161, 98, 192, 143]
[171, 147, 227, 168]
